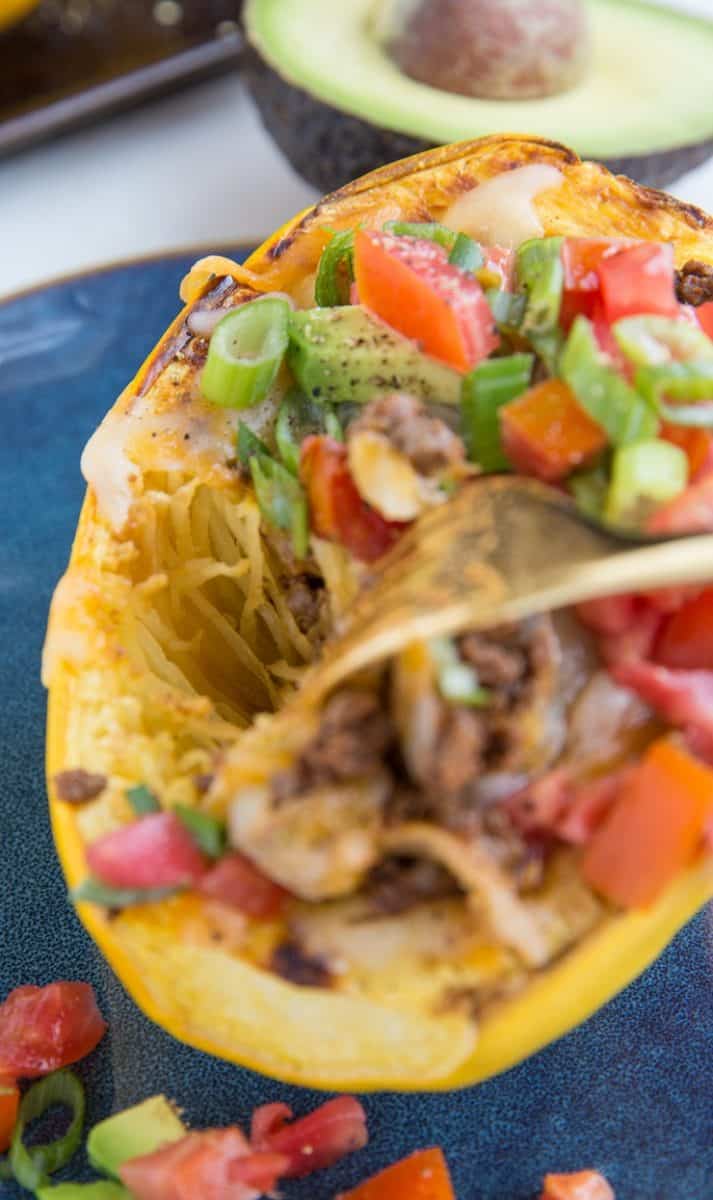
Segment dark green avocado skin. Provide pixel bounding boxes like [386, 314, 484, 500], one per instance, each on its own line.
[244, 50, 713, 193]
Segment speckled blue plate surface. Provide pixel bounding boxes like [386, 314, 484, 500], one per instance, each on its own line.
[2, 252, 713, 1200]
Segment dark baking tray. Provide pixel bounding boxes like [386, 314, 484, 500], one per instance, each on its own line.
[0, 0, 244, 157]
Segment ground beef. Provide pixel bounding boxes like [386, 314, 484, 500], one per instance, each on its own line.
[365, 856, 461, 915]
[427, 706, 485, 799]
[458, 630, 525, 691]
[270, 939, 332, 987]
[53, 769, 107, 805]
[193, 772, 214, 795]
[675, 259, 713, 307]
[284, 574, 326, 634]
[405, 617, 561, 833]
[271, 689, 393, 803]
[349, 392, 466, 475]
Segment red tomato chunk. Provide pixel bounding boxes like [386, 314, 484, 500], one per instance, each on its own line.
[0, 981, 106, 1079]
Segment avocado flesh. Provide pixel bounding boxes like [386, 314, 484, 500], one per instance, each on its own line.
[35, 1186, 131, 1199]
[288, 306, 462, 406]
[87, 1095, 186, 1179]
[245, 0, 713, 188]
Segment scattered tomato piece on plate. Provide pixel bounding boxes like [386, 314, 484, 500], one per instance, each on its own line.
[0, 981, 106, 1079]
[339, 1147, 454, 1200]
[541, 1169, 615, 1199]
[0, 1078, 20, 1153]
[251, 1095, 368, 1178]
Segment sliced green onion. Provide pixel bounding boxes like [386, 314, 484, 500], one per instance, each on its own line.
[529, 329, 564, 376]
[485, 288, 526, 330]
[236, 422, 271, 465]
[175, 806, 226, 859]
[461, 354, 533, 471]
[448, 232, 484, 272]
[324, 408, 344, 441]
[5, 1071, 85, 1191]
[276, 392, 330, 474]
[315, 229, 355, 307]
[201, 296, 290, 410]
[636, 361, 713, 405]
[659, 402, 713, 428]
[560, 316, 658, 445]
[568, 461, 610, 520]
[430, 638, 491, 708]
[383, 220, 456, 250]
[71, 878, 179, 909]
[613, 315, 713, 367]
[605, 439, 688, 528]
[250, 454, 309, 559]
[516, 236, 564, 337]
[126, 784, 159, 816]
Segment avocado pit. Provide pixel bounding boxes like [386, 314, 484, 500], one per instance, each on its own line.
[377, 0, 591, 101]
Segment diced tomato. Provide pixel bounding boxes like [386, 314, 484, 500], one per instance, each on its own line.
[121, 1127, 279, 1200]
[354, 230, 499, 371]
[339, 1148, 455, 1200]
[642, 586, 701, 614]
[86, 811, 208, 891]
[541, 1169, 615, 1200]
[0, 1079, 20, 1153]
[507, 767, 626, 846]
[231, 1151, 291, 1191]
[582, 737, 713, 907]
[654, 588, 713, 670]
[597, 242, 678, 324]
[251, 1095, 367, 1179]
[300, 436, 404, 564]
[613, 660, 713, 741]
[576, 595, 639, 636]
[198, 852, 287, 920]
[250, 1102, 293, 1145]
[556, 772, 631, 846]
[647, 472, 713, 534]
[507, 768, 571, 835]
[0, 982, 106, 1079]
[597, 606, 662, 667]
[500, 379, 607, 482]
[560, 239, 622, 331]
[661, 423, 712, 480]
[590, 299, 632, 378]
[698, 301, 713, 339]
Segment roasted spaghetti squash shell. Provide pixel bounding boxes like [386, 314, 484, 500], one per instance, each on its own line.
[46, 135, 713, 1091]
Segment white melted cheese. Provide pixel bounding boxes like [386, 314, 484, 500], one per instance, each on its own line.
[81, 406, 139, 533]
[80, 365, 284, 533]
[444, 164, 564, 247]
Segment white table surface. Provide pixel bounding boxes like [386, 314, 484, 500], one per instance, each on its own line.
[2, 0, 712, 300]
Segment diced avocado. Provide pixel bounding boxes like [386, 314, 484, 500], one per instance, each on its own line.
[35, 1184, 132, 1199]
[287, 305, 461, 407]
[605, 440, 688, 528]
[245, 0, 713, 192]
[87, 1095, 186, 1179]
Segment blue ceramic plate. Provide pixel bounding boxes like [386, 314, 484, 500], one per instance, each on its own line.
[2, 251, 712, 1200]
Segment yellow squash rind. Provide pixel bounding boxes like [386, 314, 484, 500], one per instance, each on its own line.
[46, 135, 713, 1091]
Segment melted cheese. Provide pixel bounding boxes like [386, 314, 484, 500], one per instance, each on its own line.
[444, 165, 564, 247]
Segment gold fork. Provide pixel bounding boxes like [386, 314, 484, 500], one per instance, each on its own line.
[300, 475, 713, 704]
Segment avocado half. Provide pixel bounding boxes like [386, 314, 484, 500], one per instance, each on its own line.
[243, 0, 713, 192]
